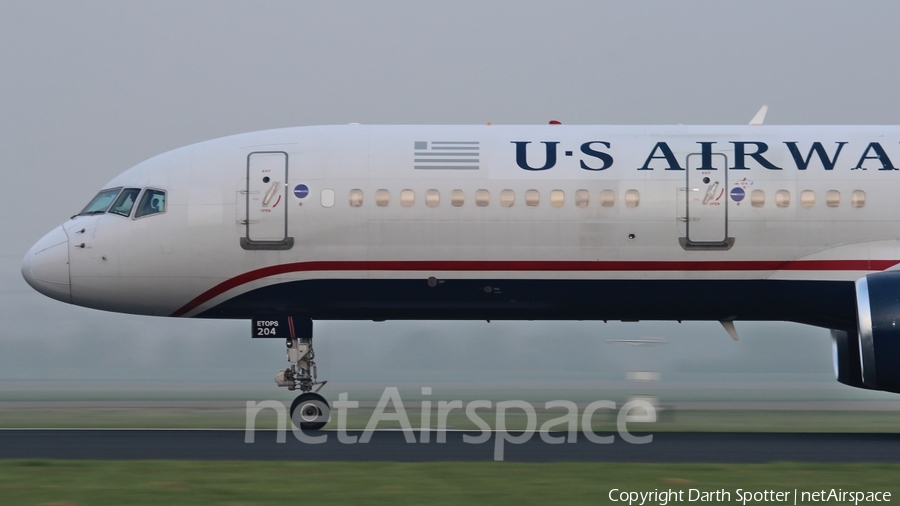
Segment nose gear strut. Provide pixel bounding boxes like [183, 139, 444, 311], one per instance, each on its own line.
[275, 336, 327, 393]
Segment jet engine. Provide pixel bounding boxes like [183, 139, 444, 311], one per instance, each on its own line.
[840, 271, 900, 393]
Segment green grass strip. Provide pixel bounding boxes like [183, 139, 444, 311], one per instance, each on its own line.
[1, 461, 899, 505]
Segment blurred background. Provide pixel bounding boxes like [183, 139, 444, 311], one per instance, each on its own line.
[3, 0, 900, 428]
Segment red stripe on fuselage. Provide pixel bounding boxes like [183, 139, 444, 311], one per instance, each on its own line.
[169, 259, 899, 317]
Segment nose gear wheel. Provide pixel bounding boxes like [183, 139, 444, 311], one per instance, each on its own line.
[290, 392, 330, 431]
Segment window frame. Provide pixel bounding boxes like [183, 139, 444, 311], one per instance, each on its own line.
[109, 187, 142, 218]
[775, 189, 791, 208]
[375, 189, 390, 207]
[400, 189, 415, 208]
[550, 189, 565, 208]
[425, 189, 440, 208]
[800, 190, 816, 209]
[624, 189, 640, 209]
[133, 188, 168, 220]
[321, 189, 335, 208]
[750, 189, 765, 208]
[78, 187, 123, 216]
[574, 189, 590, 209]
[475, 189, 490, 208]
[851, 190, 866, 209]
[450, 189, 465, 208]
[599, 189, 615, 208]
[349, 189, 364, 207]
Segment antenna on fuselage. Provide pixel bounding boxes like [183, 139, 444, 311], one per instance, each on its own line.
[749, 105, 768, 126]
[720, 319, 740, 341]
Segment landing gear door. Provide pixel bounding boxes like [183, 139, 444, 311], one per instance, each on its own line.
[241, 151, 293, 250]
[681, 153, 733, 250]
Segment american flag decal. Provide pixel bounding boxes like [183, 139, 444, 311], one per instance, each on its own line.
[413, 141, 480, 170]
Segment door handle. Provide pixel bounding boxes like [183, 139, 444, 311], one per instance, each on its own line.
[702, 182, 719, 205]
[262, 182, 280, 206]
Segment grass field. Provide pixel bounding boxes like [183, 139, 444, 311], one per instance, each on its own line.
[0, 461, 897, 505]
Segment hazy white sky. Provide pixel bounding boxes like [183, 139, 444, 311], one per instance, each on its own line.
[2, 1, 900, 390]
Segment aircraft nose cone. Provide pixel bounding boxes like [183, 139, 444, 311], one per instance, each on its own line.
[22, 226, 71, 303]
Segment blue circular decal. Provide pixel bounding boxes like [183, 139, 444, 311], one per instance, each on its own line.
[293, 184, 309, 199]
[730, 187, 745, 202]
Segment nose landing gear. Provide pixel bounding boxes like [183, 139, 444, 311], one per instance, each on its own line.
[271, 318, 329, 430]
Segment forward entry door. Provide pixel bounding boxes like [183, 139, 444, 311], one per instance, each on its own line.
[685, 153, 728, 246]
[242, 151, 293, 250]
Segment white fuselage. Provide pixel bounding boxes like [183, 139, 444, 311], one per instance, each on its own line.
[21, 124, 900, 327]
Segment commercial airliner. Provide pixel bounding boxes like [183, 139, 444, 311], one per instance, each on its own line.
[21, 117, 900, 429]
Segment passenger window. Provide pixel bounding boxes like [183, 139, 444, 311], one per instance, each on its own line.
[109, 188, 141, 217]
[751, 189, 765, 208]
[135, 189, 166, 218]
[525, 190, 540, 207]
[625, 190, 640, 208]
[776, 190, 790, 208]
[550, 190, 565, 208]
[826, 190, 840, 208]
[451, 189, 465, 208]
[475, 189, 490, 208]
[575, 189, 589, 208]
[79, 188, 121, 215]
[801, 190, 815, 209]
[400, 189, 415, 207]
[600, 190, 615, 208]
[426, 189, 440, 208]
[500, 189, 515, 208]
[321, 189, 335, 208]
[376, 189, 390, 207]
[349, 189, 363, 207]
[852, 190, 866, 208]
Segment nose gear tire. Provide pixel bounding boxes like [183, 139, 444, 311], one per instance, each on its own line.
[290, 392, 330, 431]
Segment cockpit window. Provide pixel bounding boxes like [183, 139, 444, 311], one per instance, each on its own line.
[79, 188, 121, 215]
[135, 189, 166, 218]
[109, 188, 142, 217]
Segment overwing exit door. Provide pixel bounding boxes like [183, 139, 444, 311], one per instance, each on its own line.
[241, 151, 293, 250]
[683, 152, 732, 249]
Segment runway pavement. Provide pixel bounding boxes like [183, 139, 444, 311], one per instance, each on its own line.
[2, 430, 900, 462]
